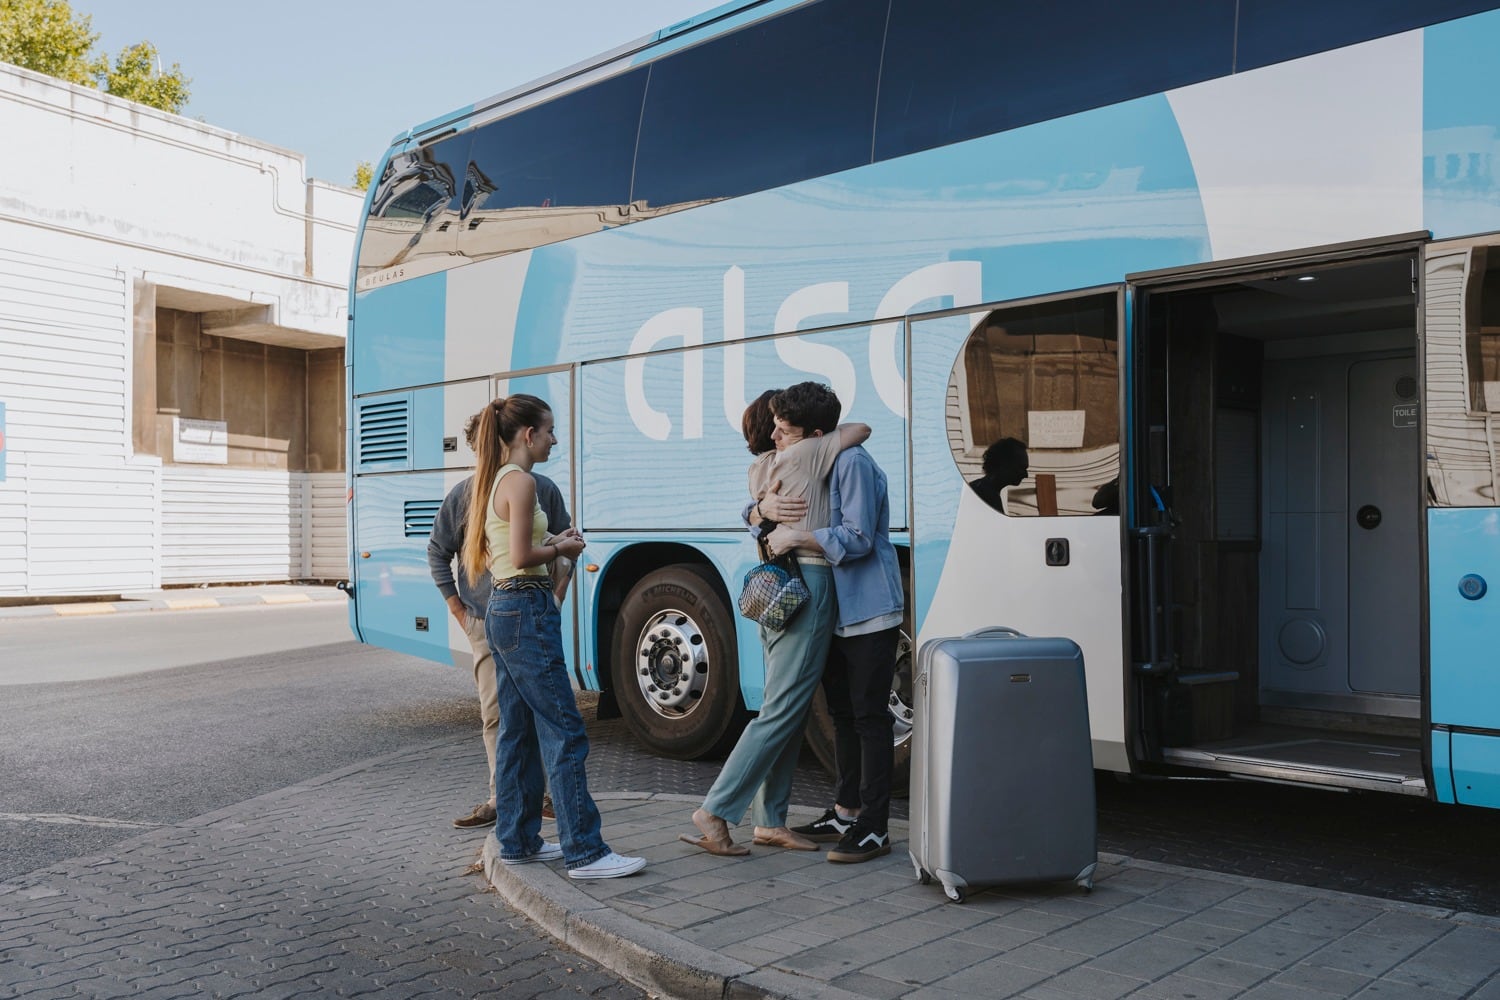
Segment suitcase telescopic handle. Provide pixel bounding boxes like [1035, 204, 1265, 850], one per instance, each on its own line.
[961, 626, 1025, 639]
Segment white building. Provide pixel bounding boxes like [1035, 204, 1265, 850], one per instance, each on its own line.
[0, 62, 364, 596]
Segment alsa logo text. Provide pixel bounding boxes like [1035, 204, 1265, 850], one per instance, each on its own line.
[624, 261, 982, 440]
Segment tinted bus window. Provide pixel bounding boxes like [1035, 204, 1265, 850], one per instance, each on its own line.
[632, 0, 886, 209]
[357, 133, 472, 281]
[875, 0, 1235, 162]
[949, 292, 1119, 517]
[459, 69, 648, 262]
[1236, 0, 1500, 72]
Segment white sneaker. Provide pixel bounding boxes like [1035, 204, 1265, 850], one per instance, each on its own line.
[502, 841, 563, 865]
[567, 851, 646, 880]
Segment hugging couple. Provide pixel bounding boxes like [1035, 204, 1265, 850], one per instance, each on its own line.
[682, 381, 905, 864]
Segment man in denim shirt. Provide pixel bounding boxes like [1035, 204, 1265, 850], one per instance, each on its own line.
[764, 443, 904, 862]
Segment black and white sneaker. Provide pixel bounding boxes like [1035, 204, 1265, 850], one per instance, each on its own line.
[826, 822, 890, 864]
[790, 808, 854, 844]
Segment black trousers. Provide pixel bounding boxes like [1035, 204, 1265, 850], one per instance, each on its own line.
[822, 626, 900, 830]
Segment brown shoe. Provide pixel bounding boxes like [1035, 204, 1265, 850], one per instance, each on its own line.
[453, 802, 496, 829]
[541, 793, 555, 820]
[752, 826, 818, 851]
[677, 807, 750, 857]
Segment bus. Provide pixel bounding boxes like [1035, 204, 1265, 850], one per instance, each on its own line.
[345, 0, 1500, 810]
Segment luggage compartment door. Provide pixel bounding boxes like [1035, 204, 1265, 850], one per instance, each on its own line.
[907, 292, 1128, 771]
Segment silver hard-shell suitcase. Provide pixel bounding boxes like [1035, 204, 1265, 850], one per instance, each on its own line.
[909, 627, 1097, 902]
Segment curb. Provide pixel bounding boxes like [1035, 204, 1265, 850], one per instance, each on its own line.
[0, 590, 346, 620]
[480, 794, 890, 1000]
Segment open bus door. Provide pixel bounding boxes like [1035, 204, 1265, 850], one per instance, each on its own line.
[1126, 236, 1438, 797]
[907, 293, 1132, 774]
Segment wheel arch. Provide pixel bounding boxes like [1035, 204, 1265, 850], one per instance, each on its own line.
[593, 542, 735, 708]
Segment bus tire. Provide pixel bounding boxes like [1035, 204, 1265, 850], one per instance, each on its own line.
[611, 564, 746, 760]
[802, 626, 915, 793]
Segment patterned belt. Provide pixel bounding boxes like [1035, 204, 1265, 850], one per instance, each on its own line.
[494, 576, 550, 591]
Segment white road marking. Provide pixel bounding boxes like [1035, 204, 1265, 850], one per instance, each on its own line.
[0, 812, 160, 829]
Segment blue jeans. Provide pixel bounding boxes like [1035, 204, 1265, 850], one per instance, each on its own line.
[485, 586, 609, 869]
[703, 564, 835, 827]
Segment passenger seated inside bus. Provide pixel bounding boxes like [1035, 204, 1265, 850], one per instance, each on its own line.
[1091, 477, 1120, 515]
[969, 437, 1028, 514]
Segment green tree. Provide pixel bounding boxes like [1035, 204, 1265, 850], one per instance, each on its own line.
[0, 0, 190, 114]
[0, 0, 102, 84]
[353, 161, 373, 192]
[104, 40, 189, 114]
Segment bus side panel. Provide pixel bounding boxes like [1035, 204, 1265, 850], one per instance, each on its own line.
[1429, 506, 1500, 808]
[1424, 9, 1500, 241]
[909, 312, 1129, 773]
[353, 470, 452, 665]
[351, 274, 447, 397]
[1450, 734, 1500, 809]
[575, 339, 909, 533]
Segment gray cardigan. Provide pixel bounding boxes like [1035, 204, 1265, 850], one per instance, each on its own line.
[427, 473, 571, 617]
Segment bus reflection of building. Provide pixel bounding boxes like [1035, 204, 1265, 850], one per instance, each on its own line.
[1426, 242, 1500, 507]
[355, 198, 714, 290]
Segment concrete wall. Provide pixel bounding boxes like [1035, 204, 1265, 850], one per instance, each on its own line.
[0, 63, 364, 595]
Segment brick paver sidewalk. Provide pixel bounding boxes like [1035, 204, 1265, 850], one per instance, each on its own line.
[0, 737, 641, 999]
[487, 797, 1500, 999]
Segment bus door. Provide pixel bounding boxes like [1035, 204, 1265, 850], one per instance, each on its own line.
[1128, 242, 1429, 795]
[908, 291, 1131, 773]
[1424, 239, 1500, 808]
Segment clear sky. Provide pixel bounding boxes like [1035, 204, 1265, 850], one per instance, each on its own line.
[85, 0, 712, 187]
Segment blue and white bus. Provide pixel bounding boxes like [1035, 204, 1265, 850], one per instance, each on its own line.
[346, 0, 1500, 810]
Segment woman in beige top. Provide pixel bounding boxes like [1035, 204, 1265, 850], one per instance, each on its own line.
[683, 382, 869, 856]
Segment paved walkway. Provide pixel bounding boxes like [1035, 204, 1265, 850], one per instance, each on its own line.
[484, 795, 1500, 999]
[4, 715, 1499, 999]
[0, 583, 345, 619]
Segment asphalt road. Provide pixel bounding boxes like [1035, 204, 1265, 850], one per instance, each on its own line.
[0, 603, 479, 880]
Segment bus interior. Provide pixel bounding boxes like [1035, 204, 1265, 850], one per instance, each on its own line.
[1129, 248, 1427, 796]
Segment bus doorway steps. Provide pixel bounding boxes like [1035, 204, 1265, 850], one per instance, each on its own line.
[1161, 727, 1426, 795]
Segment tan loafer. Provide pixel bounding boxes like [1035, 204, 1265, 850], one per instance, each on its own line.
[752, 826, 818, 851]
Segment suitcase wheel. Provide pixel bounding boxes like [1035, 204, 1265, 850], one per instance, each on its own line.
[943, 884, 966, 903]
[918, 869, 931, 886]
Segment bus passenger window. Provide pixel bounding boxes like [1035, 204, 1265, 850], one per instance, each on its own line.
[1426, 241, 1500, 506]
[946, 292, 1119, 516]
[356, 133, 472, 283]
[458, 69, 647, 264]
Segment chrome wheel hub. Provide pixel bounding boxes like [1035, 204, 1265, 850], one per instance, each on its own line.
[634, 609, 710, 720]
[889, 629, 914, 749]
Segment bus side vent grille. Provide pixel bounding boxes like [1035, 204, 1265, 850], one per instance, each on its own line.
[403, 499, 442, 538]
[358, 397, 411, 469]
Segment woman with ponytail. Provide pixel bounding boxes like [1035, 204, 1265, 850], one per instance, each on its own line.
[462, 394, 646, 880]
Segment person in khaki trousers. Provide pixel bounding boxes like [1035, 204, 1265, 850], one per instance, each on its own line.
[428, 411, 573, 829]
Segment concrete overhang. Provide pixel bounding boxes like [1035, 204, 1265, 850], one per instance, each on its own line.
[154, 286, 344, 351]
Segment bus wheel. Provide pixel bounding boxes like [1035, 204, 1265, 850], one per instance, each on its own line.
[803, 627, 914, 792]
[611, 565, 745, 760]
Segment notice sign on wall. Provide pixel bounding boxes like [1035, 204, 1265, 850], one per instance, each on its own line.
[1027, 410, 1086, 449]
[173, 417, 228, 464]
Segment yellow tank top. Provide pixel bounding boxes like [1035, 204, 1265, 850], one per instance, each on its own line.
[484, 465, 548, 581]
